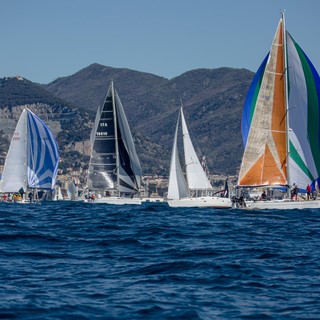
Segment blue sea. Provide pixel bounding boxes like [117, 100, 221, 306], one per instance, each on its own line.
[0, 202, 319, 319]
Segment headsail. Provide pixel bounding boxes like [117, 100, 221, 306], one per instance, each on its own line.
[115, 90, 142, 193]
[286, 32, 320, 189]
[180, 108, 212, 190]
[27, 109, 59, 189]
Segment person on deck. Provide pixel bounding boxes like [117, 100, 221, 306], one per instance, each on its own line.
[13, 193, 21, 202]
[260, 191, 267, 201]
[18, 187, 24, 200]
[306, 184, 312, 200]
[291, 183, 299, 201]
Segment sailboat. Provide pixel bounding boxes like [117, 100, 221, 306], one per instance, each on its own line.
[53, 185, 64, 201]
[0, 108, 59, 202]
[67, 181, 78, 201]
[86, 81, 142, 205]
[236, 12, 320, 209]
[167, 107, 232, 208]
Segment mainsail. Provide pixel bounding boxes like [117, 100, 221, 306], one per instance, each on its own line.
[238, 13, 320, 190]
[87, 81, 142, 195]
[0, 108, 59, 192]
[167, 108, 212, 200]
[167, 110, 189, 200]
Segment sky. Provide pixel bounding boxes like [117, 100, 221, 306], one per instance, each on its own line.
[1, 0, 320, 84]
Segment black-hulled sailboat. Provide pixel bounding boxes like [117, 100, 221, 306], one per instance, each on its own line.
[86, 81, 142, 205]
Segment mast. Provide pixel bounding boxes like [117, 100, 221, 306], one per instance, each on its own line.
[180, 106, 190, 194]
[282, 11, 291, 196]
[24, 109, 28, 192]
[111, 81, 120, 196]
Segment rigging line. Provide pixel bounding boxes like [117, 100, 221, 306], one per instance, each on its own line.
[264, 70, 284, 76]
[249, 124, 286, 133]
[260, 133, 268, 185]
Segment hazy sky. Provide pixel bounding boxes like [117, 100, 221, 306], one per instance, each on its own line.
[1, 0, 320, 84]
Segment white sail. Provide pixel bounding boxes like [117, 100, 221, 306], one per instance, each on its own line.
[0, 109, 28, 192]
[167, 111, 189, 200]
[67, 181, 78, 200]
[53, 186, 64, 201]
[181, 108, 212, 190]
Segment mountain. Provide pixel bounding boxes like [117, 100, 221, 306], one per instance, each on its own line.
[46, 63, 253, 175]
[0, 65, 253, 177]
[46, 64, 168, 113]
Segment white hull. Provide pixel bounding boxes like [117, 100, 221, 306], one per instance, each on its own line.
[0, 198, 39, 204]
[141, 197, 165, 203]
[240, 199, 320, 210]
[1, 200, 29, 204]
[85, 196, 142, 205]
[168, 197, 232, 208]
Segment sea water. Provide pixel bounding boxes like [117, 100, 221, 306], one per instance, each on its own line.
[0, 201, 319, 319]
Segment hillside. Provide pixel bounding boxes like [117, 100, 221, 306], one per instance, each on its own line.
[46, 64, 168, 114]
[0, 65, 253, 177]
[46, 64, 253, 175]
[0, 76, 92, 172]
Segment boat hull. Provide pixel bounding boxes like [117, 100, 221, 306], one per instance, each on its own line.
[1, 200, 29, 204]
[239, 199, 320, 210]
[85, 197, 142, 205]
[167, 197, 232, 208]
[141, 197, 165, 203]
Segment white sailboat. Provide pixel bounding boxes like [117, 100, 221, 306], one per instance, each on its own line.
[86, 81, 142, 205]
[0, 108, 59, 202]
[167, 107, 232, 208]
[67, 181, 78, 201]
[53, 185, 64, 201]
[236, 12, 320, 210]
